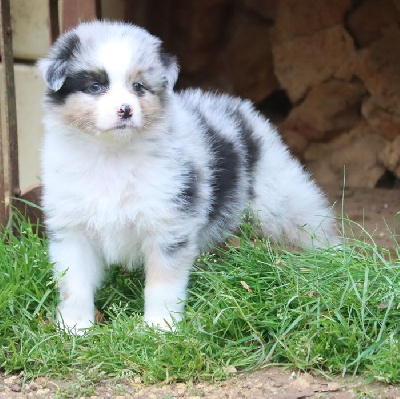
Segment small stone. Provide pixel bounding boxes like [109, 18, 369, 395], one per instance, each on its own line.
[34, 377, 48, 388]
[26, 382, 39, 392]
[327, 382, 341, 390]
[37, 389, 50, 396]
[3, 376, 17, 385]
[10, 384, 21, 392]
[291, 376, 311, 390]
[222, 365, 238, 374]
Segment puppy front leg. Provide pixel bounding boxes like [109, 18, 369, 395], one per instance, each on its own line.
[49, 232, 104, 334]
[144, 247, 193, 330]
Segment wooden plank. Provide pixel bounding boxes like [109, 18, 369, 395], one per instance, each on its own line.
[0, 0, 20, 227]
[0, 105, 5, 228]
[63, 0, 101, 32]
[49, 0, 60, 43]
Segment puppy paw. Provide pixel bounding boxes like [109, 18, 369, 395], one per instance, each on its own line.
[144, 313, 182, 332]
[56, 306, 95, 335]
[57, 320, 92, 336]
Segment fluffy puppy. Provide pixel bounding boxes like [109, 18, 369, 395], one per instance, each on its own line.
[38, 21, 337, 334]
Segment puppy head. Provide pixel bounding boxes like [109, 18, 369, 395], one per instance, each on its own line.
[38, 21, 179, 138]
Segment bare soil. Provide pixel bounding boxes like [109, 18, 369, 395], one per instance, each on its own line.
[2, 367, 400, 398]
[1, 187, 399, 398]
[325, 186, 399, 250]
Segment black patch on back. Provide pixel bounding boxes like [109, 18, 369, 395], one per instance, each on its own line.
[181, 101, 240, 222]
[47, 69, 110, 105]
[178, 162, 199, 213]
[194, 114, 240, 222]
[207, 132, 239, 221]
[234, 110, 261, 198]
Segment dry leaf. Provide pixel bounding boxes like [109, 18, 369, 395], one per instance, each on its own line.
[240, 280, 253, 292]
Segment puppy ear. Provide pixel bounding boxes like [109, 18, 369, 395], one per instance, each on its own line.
[37, 58, 68, 91]
[38, 32, 80, 91]
[160, 51, 179, 91]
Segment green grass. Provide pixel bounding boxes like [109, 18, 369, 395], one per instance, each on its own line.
[0, 212, 399, 393]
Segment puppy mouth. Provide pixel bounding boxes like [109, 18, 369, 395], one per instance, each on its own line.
[112, 121, 137, 131]
[115, 124, 132, 130]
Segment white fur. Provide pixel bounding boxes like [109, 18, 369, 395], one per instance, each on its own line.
[39, 21, 337, 334]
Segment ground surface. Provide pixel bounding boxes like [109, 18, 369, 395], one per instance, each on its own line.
[1, 187, 399, 398]
[2, 368, 400, 398]
[326, 186, 399, 250]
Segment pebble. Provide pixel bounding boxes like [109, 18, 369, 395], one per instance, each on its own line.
[10, 384, 21, 392]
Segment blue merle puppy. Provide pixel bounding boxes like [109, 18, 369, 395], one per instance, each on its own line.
[38, 20, 337, 334]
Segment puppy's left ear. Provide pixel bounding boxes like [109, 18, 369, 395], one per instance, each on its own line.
[160, 52, 179, 91]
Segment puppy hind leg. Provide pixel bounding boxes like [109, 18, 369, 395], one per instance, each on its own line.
[143, 245, 195, 331]
[50, 232, 104, 335]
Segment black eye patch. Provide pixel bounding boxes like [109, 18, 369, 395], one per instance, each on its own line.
[46, 69, 110, 105]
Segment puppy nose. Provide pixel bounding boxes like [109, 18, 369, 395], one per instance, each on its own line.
[118, 104, 133, 119]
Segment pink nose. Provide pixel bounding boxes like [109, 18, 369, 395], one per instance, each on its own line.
[118, 104, 133, 119]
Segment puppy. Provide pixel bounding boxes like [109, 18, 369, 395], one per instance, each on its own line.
[38, 21, 337, 334]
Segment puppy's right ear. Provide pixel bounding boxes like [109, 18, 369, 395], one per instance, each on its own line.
[160, 51, 179, 91]
[38, 33, 80, 91]
[37, 58, 67, 91]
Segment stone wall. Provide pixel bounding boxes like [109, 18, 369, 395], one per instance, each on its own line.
[132, 0, 400, 188]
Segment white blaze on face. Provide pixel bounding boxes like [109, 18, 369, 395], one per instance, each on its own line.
[94, 40, 143, 131]
[96, 39, 136, 80]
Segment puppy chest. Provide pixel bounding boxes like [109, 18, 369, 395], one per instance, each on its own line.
[44, 137, 190, 238]
[83, 177, 173, 227]
[78, 163, 181, 228]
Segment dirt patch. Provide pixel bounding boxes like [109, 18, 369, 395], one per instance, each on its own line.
[1, 187, 399, 398]
[92, 369, 400, 398]
[2, 368, 400, 398]
[326, 186, 399, 250]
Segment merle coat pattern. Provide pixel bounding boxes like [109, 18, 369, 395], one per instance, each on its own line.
[38, 21, 337, 333]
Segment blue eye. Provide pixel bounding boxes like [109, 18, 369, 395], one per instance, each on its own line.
[132, 82, 146, 96]
[87, 82, 104, 94]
